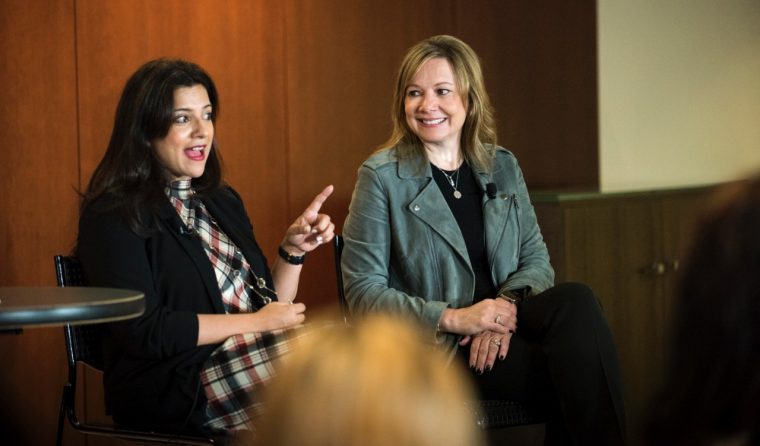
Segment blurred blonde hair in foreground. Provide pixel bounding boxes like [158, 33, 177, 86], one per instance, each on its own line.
[253, 313, 484, 446]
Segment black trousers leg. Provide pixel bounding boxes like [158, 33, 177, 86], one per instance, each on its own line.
[455, 282, 626, 445]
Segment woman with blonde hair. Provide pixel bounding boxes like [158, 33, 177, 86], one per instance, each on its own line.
[341, 35, 626, 444]
[255, 314, 484, 446]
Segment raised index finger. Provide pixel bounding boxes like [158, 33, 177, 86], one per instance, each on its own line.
[302, 185, 334, 219]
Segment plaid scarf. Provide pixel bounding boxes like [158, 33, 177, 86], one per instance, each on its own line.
[166, 180, 300, 432]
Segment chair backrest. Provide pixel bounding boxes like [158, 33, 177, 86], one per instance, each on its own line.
[54, 255, 106, 371]
[54, 254, 216, 445]
[55, 255, 88, 287]
[332, 235, 350, 324]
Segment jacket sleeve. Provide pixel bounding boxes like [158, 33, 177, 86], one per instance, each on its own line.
[341, 165, 449, 335]
[77, 207, 201, 360]
[496, 157, 555, 297]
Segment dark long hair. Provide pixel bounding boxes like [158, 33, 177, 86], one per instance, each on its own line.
[81, 58, 222, 234]
[646, 176, 760, 445]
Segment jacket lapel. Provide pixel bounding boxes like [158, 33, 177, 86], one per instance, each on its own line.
[476, 169, 513, 267]
[399, 158, 471, 266]
[158, 202, 226, 314]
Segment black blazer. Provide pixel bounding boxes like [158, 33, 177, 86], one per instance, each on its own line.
[77, 186, 274, 434]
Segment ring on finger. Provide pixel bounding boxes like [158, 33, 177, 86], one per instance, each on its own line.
[494, 314, 503, 325]
[316, 235, 324, 244]
[490, 339, 501, 346]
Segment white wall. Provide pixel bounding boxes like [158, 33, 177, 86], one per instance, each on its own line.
[598, 0, 760, 191]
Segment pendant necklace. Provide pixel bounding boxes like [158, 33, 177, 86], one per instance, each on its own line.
[436, 165, 462, 199]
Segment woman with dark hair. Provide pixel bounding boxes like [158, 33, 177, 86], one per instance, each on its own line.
[646, 176, 760, 446]
[77, 58, 334, 437]
[341, 35, 626, 444]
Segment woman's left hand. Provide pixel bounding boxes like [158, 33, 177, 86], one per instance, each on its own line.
[282, 185, 335, 254]
[460, 330, 512, 373]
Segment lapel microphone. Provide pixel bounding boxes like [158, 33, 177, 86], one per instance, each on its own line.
[486, 183, 497, 199]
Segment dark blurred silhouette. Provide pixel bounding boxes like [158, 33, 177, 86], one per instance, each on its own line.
[646, 175, 760, 446]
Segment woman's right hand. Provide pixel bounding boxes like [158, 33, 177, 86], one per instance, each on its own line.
[438, 298, 516, 336]
[197, 302, 306, 345]
[253, 301, 306, 331]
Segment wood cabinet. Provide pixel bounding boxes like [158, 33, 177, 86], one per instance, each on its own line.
[532, 185, 715, 442]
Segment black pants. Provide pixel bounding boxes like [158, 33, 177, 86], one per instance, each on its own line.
[456, 282, 626, 445]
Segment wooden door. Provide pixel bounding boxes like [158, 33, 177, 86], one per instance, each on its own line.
[659, 190, 711, 329]
[561, 198, 662, 435]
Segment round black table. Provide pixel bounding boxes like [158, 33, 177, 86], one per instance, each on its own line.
[0, 287, 145, 330]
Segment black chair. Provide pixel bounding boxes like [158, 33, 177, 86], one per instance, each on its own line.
[332, 235, 544, 429]
[54, 255, 215, 445]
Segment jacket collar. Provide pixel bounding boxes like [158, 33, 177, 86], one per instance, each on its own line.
[394, 144, 492, 189]
[395, 147, 511, 272]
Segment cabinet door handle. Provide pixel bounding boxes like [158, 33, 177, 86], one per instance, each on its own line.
[665, 259, 680, 272]
[641, 261, 667, 276]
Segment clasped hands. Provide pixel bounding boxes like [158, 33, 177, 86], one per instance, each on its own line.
[454, 297, 518, 373]
[281, 185, 335, 255]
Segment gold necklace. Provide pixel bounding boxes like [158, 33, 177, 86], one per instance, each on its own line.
[435, 165, 462, 199]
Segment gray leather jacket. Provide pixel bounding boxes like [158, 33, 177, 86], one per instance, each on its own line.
[342, 145, 554, 349]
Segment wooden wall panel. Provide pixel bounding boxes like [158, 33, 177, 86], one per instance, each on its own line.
[455, 0, 599, 189]
[283, 0, 456, 309]
[0, 1, 79, 444]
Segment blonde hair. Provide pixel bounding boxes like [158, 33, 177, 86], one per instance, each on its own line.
[254, 315, 484, 446]
[381, 35, 497, 173]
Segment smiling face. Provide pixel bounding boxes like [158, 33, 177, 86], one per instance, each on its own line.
[152, 84, 214, 182]
[404, 57, 467, 153]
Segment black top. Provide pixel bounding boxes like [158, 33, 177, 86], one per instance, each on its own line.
[431, 162, 496, 301]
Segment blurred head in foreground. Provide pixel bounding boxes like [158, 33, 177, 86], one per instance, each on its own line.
[646, 175, 760, 446]
[254, 314, 484, 446]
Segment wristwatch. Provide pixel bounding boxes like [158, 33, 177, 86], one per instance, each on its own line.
[278, 246, 305, 265]
[498, 287, 530, 304]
